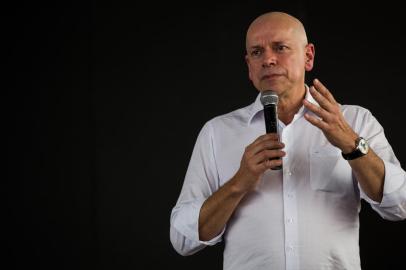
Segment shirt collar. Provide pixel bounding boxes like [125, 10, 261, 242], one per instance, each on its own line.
[247, 84, 319, 126]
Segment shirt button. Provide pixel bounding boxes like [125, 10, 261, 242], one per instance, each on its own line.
[286, 246, 294, 252]
[287, 193, 293, 198]
[287, 218, 293, 223]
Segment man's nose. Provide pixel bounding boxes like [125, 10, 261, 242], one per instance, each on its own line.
[262, 49, 277, 67]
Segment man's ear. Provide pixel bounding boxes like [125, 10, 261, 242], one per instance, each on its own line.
[305, 43, 315, 71]
[245, 55, 253, 81]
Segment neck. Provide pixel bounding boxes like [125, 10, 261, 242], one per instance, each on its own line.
[277, 85, 306, 125]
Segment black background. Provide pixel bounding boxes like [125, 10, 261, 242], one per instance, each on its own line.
[6, 1, 406, 269]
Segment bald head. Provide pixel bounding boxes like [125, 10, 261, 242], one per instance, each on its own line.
[246, 12, 308, 50]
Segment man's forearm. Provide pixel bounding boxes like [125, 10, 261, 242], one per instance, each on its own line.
[349, 149, 385, 202]
[198, 133, 284, 241]
[198, 175, 247, 241]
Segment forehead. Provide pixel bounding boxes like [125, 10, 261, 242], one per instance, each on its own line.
[247, 22, 296, 47]
[246, 16, 303, 48]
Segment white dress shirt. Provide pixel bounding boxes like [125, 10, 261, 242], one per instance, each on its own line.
[170, 87, 406, 270]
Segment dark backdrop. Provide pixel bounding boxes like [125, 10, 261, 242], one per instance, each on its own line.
[6, 1, 406, 269]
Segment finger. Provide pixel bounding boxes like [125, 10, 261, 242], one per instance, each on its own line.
[262, 158, 283, 170]
[253, 149, 286, 164]
[313, 78, 337, 104]
[304, 112, 329, 130]
[309, 86, 335, 113]
[303, 98, 331, 121]
[251, 140, 285, 156]
[251, 133, 280, 147]
[245, 134, 275, 156]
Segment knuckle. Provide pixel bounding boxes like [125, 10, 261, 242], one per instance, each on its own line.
[266, 133, 277, 140]
[260, 134, 268, 141]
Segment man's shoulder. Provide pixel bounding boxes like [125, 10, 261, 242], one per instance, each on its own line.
[341, 104, 372, 117]
[206, 103, 252, 129]
[340, 104, 378, 130]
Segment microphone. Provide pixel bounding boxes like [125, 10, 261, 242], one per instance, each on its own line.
[260, 90, 282, 170]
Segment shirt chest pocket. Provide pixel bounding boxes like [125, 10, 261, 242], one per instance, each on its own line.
[309, 145, 354, 193]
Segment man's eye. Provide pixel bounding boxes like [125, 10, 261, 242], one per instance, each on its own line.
[251, 50, 261, 56]
[276, 45, 288, 52]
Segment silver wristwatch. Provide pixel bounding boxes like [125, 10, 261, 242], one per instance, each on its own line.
[341, 137, 369, 160]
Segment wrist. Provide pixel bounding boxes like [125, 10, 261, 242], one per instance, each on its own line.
[229, 171, 252, 196]
[340, 134, 359, 154]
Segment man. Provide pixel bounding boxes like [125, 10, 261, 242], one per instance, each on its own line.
[170, 11, 406, 269]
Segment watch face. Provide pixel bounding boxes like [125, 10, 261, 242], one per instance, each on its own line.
[358, 138, 369, 154]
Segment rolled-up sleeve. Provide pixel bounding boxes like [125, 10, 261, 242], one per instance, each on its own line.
[170, 121, 224, 256]
[360, 160, 406, 220]
[356, 110, 406, 220]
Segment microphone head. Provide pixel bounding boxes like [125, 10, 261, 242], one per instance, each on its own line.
[260, 90, 278, 106]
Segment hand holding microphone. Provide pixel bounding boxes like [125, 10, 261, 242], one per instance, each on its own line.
[232, 90, 284, 192]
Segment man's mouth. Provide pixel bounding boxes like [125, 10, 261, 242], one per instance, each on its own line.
[261, 74, 283, 80]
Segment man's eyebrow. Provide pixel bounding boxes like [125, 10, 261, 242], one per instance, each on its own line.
[249, 41, 289, 49]
[248, 45, 263, 50]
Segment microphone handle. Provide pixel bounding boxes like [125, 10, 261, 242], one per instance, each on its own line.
[263, 104, 282, 170]
[264, 104, 278, 133]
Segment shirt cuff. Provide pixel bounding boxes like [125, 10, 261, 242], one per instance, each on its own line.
[360, 160, 406, 207]
[172, 198, 225, 246]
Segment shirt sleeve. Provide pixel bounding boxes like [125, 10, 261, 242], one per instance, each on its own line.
[170, 121, 225, 256]
[355, 109, 406, 221]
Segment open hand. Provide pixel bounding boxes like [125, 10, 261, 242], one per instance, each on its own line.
[303, 79, 358, 153]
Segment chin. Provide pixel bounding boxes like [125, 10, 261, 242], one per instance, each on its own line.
[261, 82, 282, 92]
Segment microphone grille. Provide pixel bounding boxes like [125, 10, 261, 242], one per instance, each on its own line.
[260, 90, 278, 106]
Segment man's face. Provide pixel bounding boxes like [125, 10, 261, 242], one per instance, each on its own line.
[245, 19, 313, 96]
